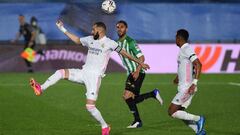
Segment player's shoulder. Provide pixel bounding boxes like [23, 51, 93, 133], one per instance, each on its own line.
[105, 37, 118, 46]
[82, 35, 94, 41]
[125, 36, 136, 43]
[181, 43, 193, 51]
[181, 43, 195, 55]
[125, 36, 137, 46]
[105, 36, 116, 43]
[24, 23, 32, 29]
[86, 35, 94, 39]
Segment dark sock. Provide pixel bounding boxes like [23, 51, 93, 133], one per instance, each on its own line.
[134, 91, 155, 104]
[125, 98, 141, 122]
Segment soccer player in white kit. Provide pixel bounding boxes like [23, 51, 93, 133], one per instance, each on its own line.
[29, 20, 150, 135]
[168, 29, 206, 135]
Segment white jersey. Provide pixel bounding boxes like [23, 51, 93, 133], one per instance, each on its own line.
[80, 36, 121, 76]
[177, 43, 198, 91]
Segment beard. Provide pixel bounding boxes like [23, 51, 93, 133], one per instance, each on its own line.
[118, 31, 125, 38]
[93, 32, 99, 40]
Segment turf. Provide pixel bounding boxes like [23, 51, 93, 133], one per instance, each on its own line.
[0, 73, 240, 135]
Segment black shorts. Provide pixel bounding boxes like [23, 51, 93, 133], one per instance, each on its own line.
[125, 72, 145, 96]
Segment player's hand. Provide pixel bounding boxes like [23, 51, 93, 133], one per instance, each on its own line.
[56, 20, 67, 33]
[28, 41, 34, 47]
[173, 77, 179, 85]
[187, 84, 196, 95]
[140, 63, 150, 70]
[132, 70, 140, 81]
[56, 20, 64, 28]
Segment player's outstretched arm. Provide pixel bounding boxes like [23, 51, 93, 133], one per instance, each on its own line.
[56, 20, 81, 45]
[119, 49, 150, 70]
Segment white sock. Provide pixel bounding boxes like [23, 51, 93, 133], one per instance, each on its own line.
[183, 120, 198, 133]
[41, 69, 65, 90]
[172, 110, 200, 122]
[86, 104, 108, 128]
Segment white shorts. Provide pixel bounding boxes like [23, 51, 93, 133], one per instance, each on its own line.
[68, 69, 102, 101]
[171, 87, 197, 108]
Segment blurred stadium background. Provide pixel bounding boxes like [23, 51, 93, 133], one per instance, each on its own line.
[0, 0, 240, 135]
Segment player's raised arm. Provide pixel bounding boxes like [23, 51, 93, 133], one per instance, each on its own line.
[119, 49, 150, 70]
[56, 20, 81, 45]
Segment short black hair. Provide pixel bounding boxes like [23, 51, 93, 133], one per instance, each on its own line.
[117, 20, 128, 28]
[19, 14, 24, 17]
[94, 22, 106, 31]
[177, 29, 189, 41]
[31, 16, 38, 22]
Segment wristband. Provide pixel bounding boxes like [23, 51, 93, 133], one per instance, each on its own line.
[192, 79, 198, 85]
[59, 26, 67, 33]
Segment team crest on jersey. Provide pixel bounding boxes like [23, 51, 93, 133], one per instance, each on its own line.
[101, 44, 105, 48]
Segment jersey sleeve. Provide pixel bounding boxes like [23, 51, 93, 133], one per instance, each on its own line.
[110, 40, 122, 53]
[80, 36, 91, 47]
[184, 46, 198, 62]
[129, 40, 143, 58]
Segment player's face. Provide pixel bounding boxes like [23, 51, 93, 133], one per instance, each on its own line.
[91, 25, 100, 40]
[116, 23, 127, 38]
[18, 16, 25, 25]
[175, 35, 180, 47]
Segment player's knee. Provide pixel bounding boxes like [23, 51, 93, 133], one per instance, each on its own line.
[168, 106, 176, 117]
[122, 94, 128, 100]
[168, 109, 173, 117]
[86, 104, 96, 111]
[123, 93, 131, 100]
[56, 69, 69, 79]
[55, 69, 65, 79]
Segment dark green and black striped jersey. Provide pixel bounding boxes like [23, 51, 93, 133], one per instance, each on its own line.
[117, 35, 144, 74]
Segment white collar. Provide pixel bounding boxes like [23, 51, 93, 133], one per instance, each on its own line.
[180, 43, 189, 49]
[98, 36, 107, 41]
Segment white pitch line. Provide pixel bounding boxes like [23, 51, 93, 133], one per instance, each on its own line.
[228, 82, 240, 86]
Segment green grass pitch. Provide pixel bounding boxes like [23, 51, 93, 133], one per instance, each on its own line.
[0, 73, 240, 135]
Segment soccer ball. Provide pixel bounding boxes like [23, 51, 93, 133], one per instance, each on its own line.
[101, 0, 116, 14]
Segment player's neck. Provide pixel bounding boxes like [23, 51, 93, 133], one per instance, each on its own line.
[179, 42, 188, 48]
[98, 34, 106, 40]
[119, 34, 126, 41]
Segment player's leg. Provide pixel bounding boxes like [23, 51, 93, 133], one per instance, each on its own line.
[173, 106, 198, 133]
[23, 58, 33, 73]
[168, 91, 205, 133]
[84, 74, 110, 135]
[123, 90, 142, 128]
[30, 69, 69, 95]
[86, 99, 110, 135]
[123, 74, 142, 128]
[133, 73, 163, 105]
[41, 69, 68, 90]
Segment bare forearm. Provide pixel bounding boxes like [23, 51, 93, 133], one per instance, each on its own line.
[136, 56, 144, 71]
[56, 20, 81, 45]
[193, 59, 202, 79]
[120, 50, 142, 65]
[65, 31, 81, 45]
